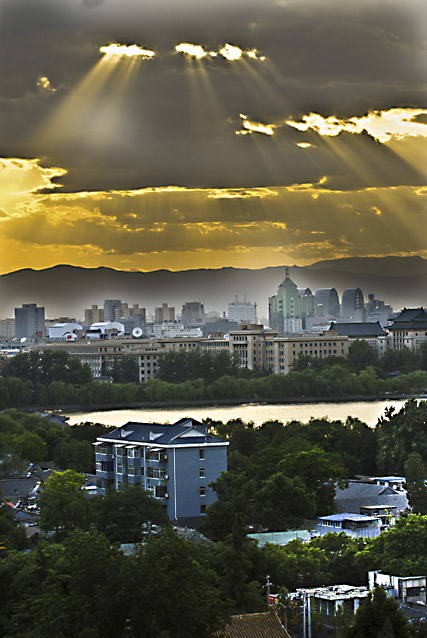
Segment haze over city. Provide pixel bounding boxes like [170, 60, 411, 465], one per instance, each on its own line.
[0, 0, 426, 277]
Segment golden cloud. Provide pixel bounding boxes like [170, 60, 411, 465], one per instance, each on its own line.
[286, 108, 427, 143]
[99, 43, 155, 59]
[236, 114, 276, 136]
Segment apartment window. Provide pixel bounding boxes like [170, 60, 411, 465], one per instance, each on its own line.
[200, 504, 207, 514]
[200, 485, 206, 496]
[117, 463, 124, 474]
[199, 449, 205, 460]
[199, 468, 205, 478]
[99, 446, 109, 455]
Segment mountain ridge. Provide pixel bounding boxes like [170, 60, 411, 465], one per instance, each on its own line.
[0, 257, 425, 319]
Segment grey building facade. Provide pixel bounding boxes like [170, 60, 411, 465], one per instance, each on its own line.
[94, 418, 228, 524]
[14, 303, 45, 338]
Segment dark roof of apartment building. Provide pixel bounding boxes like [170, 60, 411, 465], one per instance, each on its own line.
[96, 418, 228, 447]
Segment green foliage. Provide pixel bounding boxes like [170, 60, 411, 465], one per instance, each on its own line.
[129, 529, 226, 637]
[0, 499, 28, 551]
[355, 515, 427, 576]
[377, 400, 427, 474]
[157, 348, 239, 384]
[111, 354, 139, 383]
[38, 470, 90, 536]
[405, 453, 427, 515]
[345, 586, 410, 638]
[1, 349, 92, 386]
[262, 539, 328, 590]
[93, 484, 170, 543]
[347, 340, 379, 373]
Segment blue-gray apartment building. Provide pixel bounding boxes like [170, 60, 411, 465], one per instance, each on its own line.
[94, 418, 228, 524]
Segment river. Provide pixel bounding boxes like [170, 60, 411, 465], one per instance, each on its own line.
[64, 397, 418, 428]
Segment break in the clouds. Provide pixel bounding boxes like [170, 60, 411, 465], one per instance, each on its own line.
[0, 0, 425, 273]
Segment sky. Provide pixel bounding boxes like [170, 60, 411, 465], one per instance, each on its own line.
[0, 0, 426, 275]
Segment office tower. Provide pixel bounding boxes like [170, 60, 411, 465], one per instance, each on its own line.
[15, 303, 45, 338]
[104, 299, 122, 322]
[341, 288, 365, 321]
[315, 288, 340, 318]
[181, 301, 205, 326]
[154, 303, 175, 323]
[228, 296, 257, 324]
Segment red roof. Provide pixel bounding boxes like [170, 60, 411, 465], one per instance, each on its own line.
[215, 612, 290, 638]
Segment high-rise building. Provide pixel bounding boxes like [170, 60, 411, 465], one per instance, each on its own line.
[14, 304, 45, 338]
[181, 301, 205, 326]
[104, 300, 122, 322]
[365, 294, 393, 326]
[154, 303, 175, 323]
[297, 288, 315, 319]
[341, 288, 365, 321]
[84, 305, 105, 326]
[268, 269, 299, 333]
[228, 296, 257, 324]
[315, 288, 340, 318]
[0, 318, 16, 339]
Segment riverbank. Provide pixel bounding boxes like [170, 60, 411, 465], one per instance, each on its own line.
[52, 392, 423, 415]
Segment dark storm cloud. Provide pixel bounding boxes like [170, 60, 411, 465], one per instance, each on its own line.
[0, 0, 425, 192]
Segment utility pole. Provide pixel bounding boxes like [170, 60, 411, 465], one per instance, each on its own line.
[266, 574, 271, 605]
[307, 593, 312, 638]
[302, 592, 306, 638]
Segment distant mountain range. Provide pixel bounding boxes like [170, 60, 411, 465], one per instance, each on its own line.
[0, 256, 426, 320]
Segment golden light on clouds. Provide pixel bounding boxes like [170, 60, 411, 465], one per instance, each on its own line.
[0, 158, 65, 216]
[296, 142, 315, 149]
[175, 42, 266, 62]
[246, 49, 266, 61]
[175, 43, 208, 59]
[207, 188, 278, 199]
[236, 114, 276, 136]
[219, 43, 242, 61]
[0, 156, 426, 274]
[99, 43, 155, 59]
[37, 76, 56, 92]
[287, 108, 427, 143]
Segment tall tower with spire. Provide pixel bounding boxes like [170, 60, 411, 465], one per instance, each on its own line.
[268, 268, 299, 332]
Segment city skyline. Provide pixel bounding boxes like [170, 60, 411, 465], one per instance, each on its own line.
[0, 0, 426, 276]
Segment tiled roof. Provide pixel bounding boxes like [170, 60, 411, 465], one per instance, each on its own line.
[329, 322, 387, 337]
[215, 612, 290, 638]
[335, 481, 409, 513]
[389, 308, 427, 329]
[97, 418, 227, 446]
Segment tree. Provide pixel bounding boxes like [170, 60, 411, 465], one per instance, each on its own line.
[111, 355, 139, 383]
[279, 447, 348, 514]
[405, 452, 427, 515]
[129, 529, 226, 637]
[345, 586, 410, 638]
[376, 400, 427, 474]
[213, 515, 265, 614]
[38, 470, 90, 536]
[0, 499, 28, 551]
[348, 340, 378, 373]
[355, 515, 427, 576]
[93, 485, 170, 543]
[254, 473, 315, 530]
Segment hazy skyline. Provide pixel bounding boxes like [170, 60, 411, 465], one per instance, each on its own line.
[0, 0, 426, 275]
